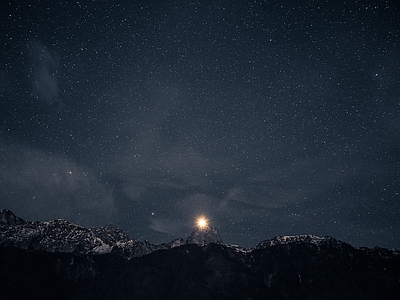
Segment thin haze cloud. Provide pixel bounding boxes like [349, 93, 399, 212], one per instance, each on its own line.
[28, 39, 59, 103]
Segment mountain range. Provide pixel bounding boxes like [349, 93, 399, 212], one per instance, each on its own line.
[1, 209, 399, 299]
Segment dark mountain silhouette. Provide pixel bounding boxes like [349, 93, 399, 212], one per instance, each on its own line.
[1, 209, 399, 299]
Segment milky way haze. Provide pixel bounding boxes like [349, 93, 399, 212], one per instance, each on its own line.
[0, 1, 399, 248]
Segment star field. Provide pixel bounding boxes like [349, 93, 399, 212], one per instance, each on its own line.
[1, 0, 399, 248]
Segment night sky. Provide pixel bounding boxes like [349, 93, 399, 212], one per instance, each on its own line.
[1, 0, 399, 249]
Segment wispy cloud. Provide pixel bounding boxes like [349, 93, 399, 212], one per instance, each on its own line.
[0, 139, 116, 227]
[27, 39, 59, 103]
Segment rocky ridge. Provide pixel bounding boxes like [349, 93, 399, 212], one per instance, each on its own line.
[0, 209, 224, 259]
[1, 209, 399, 260]
[1, 209, 400, 300]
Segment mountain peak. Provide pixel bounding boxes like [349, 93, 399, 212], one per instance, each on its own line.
[0, 209, 26, 226]
[186, 225, 222, 246]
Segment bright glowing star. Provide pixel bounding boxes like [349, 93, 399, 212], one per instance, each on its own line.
[196, 216, 208, 230]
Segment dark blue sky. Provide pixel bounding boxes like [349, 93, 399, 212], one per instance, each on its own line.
[1, 0, 399, 248]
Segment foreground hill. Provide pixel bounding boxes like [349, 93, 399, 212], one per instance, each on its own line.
[1, 209, 399, 299]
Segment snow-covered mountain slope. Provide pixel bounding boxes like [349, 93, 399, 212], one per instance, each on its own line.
[0, 209, 154, 258]
[255, 234, 346, 249]
[0, 210, 227, 259]
[0, 210, 230, 259]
